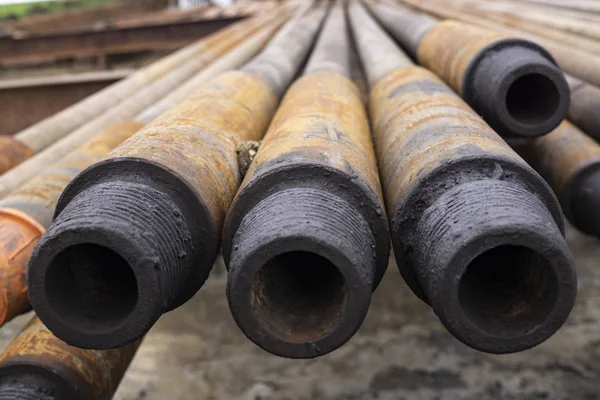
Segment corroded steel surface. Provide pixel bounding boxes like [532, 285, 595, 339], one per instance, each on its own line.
[517, 121, 600, 206]
[0, 121, 141, 328]
[417, 20, 510, 95]
[0, 209, 44, 327]
[0, 316, 140, 400]
[0, 137, 33, 175]
[115, 72, 277, 234]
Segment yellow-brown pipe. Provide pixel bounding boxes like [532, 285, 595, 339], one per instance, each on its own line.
[516, 121, 600, 238]
[0, 121, 142, 328]
[27, 8, 325, 351]
[0, 316, 140, 400]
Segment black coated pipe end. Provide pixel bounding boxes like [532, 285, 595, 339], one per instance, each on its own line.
[227, 188, 376, 359]
[413, 179, 576, 354]
[465, 40, 570, 138]
[0, 365, 69, 400]
[28, 159, 217, 349]
[565, 164, 600, 238]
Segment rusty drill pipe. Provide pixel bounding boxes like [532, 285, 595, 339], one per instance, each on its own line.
[27, 9, 326, 350]
[349, 2, 576, 354]
[0, 122, 142, 328]
[0, 15, 274, 201]
[0, 316, 140, 400]
[223, 3, 389, 359]
[367, 1, 570, 139]
[516, 121, 600, 238]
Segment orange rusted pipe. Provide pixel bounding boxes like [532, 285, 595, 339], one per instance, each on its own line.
[28, 7, 326, 350]
[368, 1, 570, 139]
[223, 1, 389, 359]
[516, 121, 600, 238]
[350, 1, 576, 354]
[0, 121, 142, 328]
[0, 316, 140, 400]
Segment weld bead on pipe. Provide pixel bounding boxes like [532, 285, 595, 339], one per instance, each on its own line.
[224, 4, 389, 359]
[369, 2, 570, 138]
[0, 316, 140, 400]
[28, 9, 324, 350]
[517, 121, 600, 238]
[0, 122, 142, 328]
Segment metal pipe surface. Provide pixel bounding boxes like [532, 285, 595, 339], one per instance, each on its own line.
[350, 1, 576, 354]
[0, 316, 140, 400]
[516, 121, 600, 238]
[369, 1, 570, 139]
[0, 14, 273, 200]
[28, 8, 326, 350]
[223, 2, 389, 359]
[0, 122, 142, 328]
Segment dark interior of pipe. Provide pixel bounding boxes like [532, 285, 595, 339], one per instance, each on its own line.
[45, 243, 138, 333]
[252, 251, 347, 343]
[458, 245, 558, 337]
[505, 73, 560, 126]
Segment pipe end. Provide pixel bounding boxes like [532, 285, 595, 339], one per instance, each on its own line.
[467, 41, 570, 138]
[567, 165, 600, 238]
[414, 180, 576, 353]
[28, 179, 196, 349]
[227, 188, 376, 358]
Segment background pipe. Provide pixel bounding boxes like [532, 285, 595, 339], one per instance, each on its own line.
[368, 1, 570, 138]
[27, 6, 326, 350]
[223, 1, 389, 359]
[350, 1, 576, 354]
[0, 316, 140, 400]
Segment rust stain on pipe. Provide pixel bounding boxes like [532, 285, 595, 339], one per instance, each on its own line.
[0, 121, 142, 328]
[0, 137, 34, 175]
[517, 121, 600, 237]
[0, 316, 140, 400]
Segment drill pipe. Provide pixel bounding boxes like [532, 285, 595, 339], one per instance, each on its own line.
[0, 316, 140, 400]
[27, 8, 326, 350]
[367, 1, 570, 138]
[0, 121, 142, 328]
[0, 15, 275, 200]
[567, 76, 600, 141]
[349, 1, 576, 354]
[399, 0, 600, 89]
[516, 121, 600, 238]
[0, 14, 273, 175]
[223, 2, 389, 359]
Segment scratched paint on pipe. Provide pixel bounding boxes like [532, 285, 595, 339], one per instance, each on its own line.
[0, 137, 34, 175]
[417, 20, 509, 95]
[369, 66, 525, 209]
[0, 316, 140, 400]
[518, 121, 600, 200]
[111, 71, 277, 232]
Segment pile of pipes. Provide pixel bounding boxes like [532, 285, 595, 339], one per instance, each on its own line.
[0, 0, 596, 397]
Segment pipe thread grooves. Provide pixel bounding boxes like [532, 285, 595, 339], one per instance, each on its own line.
[0, 385, 54, 400]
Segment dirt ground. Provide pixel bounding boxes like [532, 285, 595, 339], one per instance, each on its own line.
[2, 225, 599, 400]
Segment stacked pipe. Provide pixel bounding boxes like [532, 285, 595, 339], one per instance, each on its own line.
[27, 5, 326, 350]
[223, 1, 390, 359]
[349, 1, 576, 353]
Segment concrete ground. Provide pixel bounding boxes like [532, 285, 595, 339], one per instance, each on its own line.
[2, 225, 599, 400]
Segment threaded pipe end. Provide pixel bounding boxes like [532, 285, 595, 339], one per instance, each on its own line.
[466, 41, 570, 138]
[413, 179, 576, 353]
[28, 180, 195, 349]
[227, 188, 376, 358]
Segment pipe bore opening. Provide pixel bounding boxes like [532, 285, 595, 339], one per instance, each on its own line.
[45, 243, 138, 333]
[252, 251, 347, 343]
[458, 245, 558, 337]
[506, 73, 560, 126]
